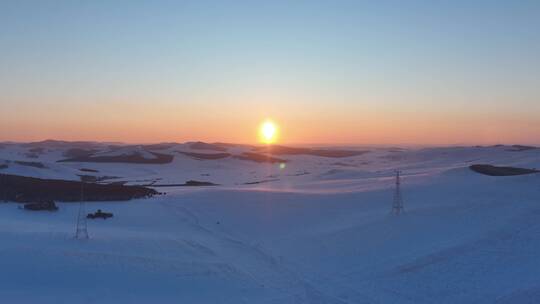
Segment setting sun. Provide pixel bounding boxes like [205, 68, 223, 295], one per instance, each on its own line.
[259, 120, 278, 144]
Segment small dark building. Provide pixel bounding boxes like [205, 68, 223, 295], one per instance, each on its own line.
[23, 200, 58, 211]
[87, 209, 113, 219]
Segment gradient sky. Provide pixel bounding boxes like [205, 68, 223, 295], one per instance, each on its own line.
[1, 0, 539, 145]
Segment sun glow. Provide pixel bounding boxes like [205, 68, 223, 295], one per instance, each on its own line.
[259, 120, 278, 144]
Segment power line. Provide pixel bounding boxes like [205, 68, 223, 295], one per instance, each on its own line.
[75, 182, 89, 239]
[392, 170, 404, 215]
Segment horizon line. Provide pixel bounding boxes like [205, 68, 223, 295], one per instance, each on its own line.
[1, 138, 539, 148]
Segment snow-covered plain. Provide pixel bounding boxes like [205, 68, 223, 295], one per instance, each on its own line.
[1, 142, 540, 303]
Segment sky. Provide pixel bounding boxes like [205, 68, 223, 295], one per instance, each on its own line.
[1, 0, 539, 145]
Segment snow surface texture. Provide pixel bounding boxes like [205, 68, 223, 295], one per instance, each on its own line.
[1, 142, 540, 303]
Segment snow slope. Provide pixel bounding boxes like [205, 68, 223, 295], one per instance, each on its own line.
[1, 143, 540, 303]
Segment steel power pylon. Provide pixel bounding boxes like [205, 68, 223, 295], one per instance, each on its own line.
[392, 170, 404, 215]
[75, 182, 89, 239]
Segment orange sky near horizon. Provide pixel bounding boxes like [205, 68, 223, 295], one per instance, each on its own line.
[2, 97, 539, 146]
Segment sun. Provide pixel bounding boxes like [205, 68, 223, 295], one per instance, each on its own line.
[259, 120, 278, 144]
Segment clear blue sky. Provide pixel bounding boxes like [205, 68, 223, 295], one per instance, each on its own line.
[1, 0, 539, 144]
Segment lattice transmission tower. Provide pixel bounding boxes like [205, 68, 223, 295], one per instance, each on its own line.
[75, 182, 89, 239]
[392, 170, 404, 215]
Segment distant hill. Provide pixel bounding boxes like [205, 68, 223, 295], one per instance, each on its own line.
[254, 145, 368, 158]
[23, 139, 102, 149]
[507, 145, 538, 152]
[233, 152, 286, 163]
[178, 151, 231, 160]
[189, 142, 228, 152]
[59, 152, 174, 164]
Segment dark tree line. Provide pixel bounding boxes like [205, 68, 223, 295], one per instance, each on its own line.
[0, 174, 157, 203]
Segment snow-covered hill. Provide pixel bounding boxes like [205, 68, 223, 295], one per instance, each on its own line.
[1, 141, 539, 303]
